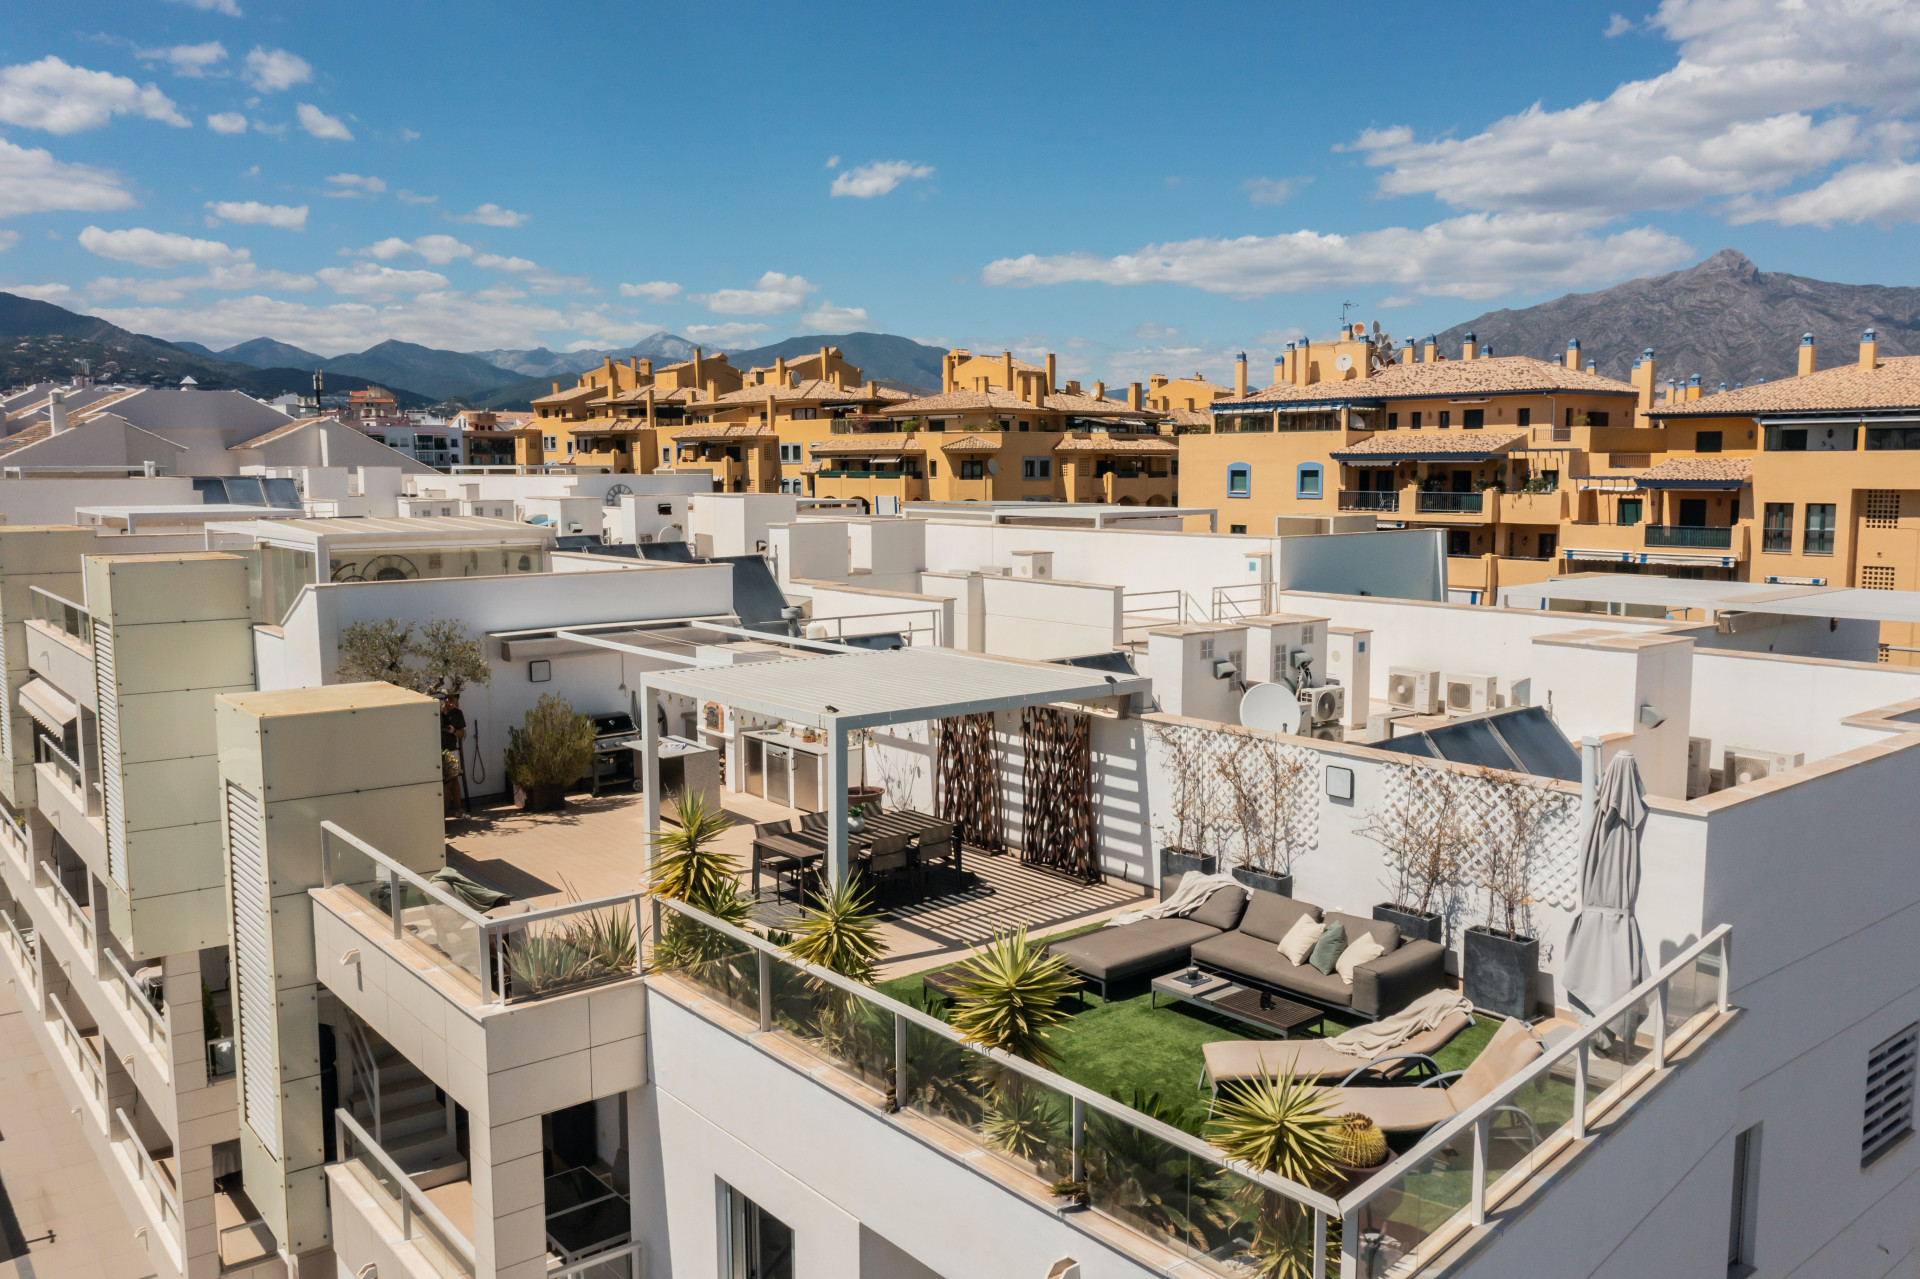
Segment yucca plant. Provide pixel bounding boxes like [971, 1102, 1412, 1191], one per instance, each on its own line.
[1207, 1069, 1345, 1279]
[783, 874, 885, 982]
[644, 789, 738, 908]
[947, 928, 1077, 1069]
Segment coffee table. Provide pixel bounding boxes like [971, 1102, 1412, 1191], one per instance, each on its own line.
[1150, 970, 1326, 1038]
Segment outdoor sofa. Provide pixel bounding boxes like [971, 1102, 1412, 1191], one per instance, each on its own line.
[1046, 873, 1446, 1019]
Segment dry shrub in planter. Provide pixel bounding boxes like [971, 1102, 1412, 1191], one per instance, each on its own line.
[505, 693, 593, 811]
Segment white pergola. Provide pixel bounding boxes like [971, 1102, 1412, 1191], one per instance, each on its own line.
[639, 646, 1151, 885]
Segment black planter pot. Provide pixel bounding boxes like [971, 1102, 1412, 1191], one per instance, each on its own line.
[514, 781, 567, 813]
[1233, 866, 1293, 898]
[1159, 848, 1216, 885]
[1463, 925, 1539, 1020]
[1373, 902, 1444, 945]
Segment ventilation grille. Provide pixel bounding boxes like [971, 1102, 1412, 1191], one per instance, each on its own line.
[1864, 1023, 1918, 1166]
[227, 781, 279, 1154]
[95, 624, 125, 887]
[0, 604, 10, 767]
[1865, 490, 1902, 530]
[1860, 565, 1896, 590]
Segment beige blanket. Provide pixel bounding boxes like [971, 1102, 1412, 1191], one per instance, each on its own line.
[1325, 988, 1474, 1058]
[1106, 872, 1241, 927]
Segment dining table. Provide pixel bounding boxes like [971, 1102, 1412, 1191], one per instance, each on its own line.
[750, 809, 962, 899]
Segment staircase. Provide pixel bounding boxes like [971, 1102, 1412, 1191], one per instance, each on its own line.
[345, 1025, 468, 1190]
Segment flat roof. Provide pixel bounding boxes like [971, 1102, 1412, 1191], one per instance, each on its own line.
[204, 515, 555, 546]
[644, 645, 1150, 729]
[1504, 575, 1920, 625]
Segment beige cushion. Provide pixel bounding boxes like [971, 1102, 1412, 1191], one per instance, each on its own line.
[1318, 1084, 1459, 1134]
[1277, 914, 1325, 965]
[1335, 932, 1388, 985]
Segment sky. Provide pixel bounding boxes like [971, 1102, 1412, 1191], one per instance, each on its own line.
[3, 0, 1919, 382]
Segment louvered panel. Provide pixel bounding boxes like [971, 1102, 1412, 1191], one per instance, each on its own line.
[94, 623, 126, 887]
[227, 781, 279, 1154]
[1864, 1023, 1917, 1166]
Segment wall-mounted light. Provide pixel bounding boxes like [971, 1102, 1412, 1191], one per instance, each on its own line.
[1325, 765, 1354, 800]
[1638, 703, 1666, 728]
[529, 659, 551, 683]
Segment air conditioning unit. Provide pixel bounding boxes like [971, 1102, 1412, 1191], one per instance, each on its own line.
[1686, 737, 1712, 799]
[1299, 684, 1346, 726]
[1311, 723, 1343, 741]
[1722, 746, 1804, 788]
[1388, 667, 1440, 714]
[1444, 673, 1498, 714]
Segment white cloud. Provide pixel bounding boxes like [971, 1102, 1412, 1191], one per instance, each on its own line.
[1133, 322, 1180, 340]
[0, 231, 17, 252]
[453, 202, 529, 227]
[399, 128, 420, 142]
[316, 263, 451, 294]
[207, 111, 248, 134]
[619, 280, 681, 300]
[0, 57, 190, 133]
[829, 160, 934, 198]
[166, 0, 242, 15]
[1243, 176, 1309, 206]
[5, 282, 74, 302]
[243, 47, 311, 93]
[824, 154, 840, 169]
[472, 253, 591, 294]
[396, 189, 436, 204]
[1351, 0, 1920, 219]
[981, 211, 1693, 300]
[691, 271, 818, 315]
[474, 283, 526, 301]
[802, 302, 868, 330]
[324, 173, 384, 198]
[1377, 296, 1418, 308]
[205, 200, 307, 230]
[80, 225, 249, 269]
[683, 322, 771, 345]
[352, 234, 474, 264]
[137, 42, 228, 78]
[86, 263, 316, 302]
[297, 103, 352, 141]
[1603, 13, 1634, 37]
[1730, 159, 1920, 226]
[87, 290, 590, 355]
[0, 138, 134, 217]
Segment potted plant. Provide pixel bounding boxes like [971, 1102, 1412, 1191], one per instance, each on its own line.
[1206, 1070, 1343, 1277]
[847, 784, 884, 816]
[504, 693, 593, 811]
[1463, 770, 1565, 1020]
[1219, 735, 1310, 897]
[1150, 723, 1219, 884]
[1359, 765, 1464, 945]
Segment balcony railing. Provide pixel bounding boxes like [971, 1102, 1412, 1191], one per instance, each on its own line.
[39, 859, 93, 956]
[334, 1108, 476, 1279]
[320, 821, 642, 1005]
[1416, 491, 1485, 514]
[104, 944, 170, 1065]
[1, 907, 37, 1000]
[1339, 490, 1401, 512]
[113, 1107, 182, 1255]
[28, 585, 91, 646]
[34, 733, 93, 812]
[549, 1242, 645, 1279]
[650, 893, 1732, 1278]
[47, 990, 106, 1121]
[1121, 588, 1186, 637]
[1644, 524, 1733, 549]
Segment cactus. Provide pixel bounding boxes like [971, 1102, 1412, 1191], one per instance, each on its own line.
[1328, 1113, 1388, 1168]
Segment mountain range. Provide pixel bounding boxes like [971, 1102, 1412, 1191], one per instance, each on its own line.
[1436, 249, 1920, 389]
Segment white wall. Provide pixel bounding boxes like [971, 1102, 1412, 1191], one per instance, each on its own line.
[690, 494, 799, 559]
[801, 583, 954, 648]
[0, 476, 198, 525]
[1688, 648, 1920, 766]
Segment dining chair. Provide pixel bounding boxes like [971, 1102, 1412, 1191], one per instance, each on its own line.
[864, 832, 911, 898]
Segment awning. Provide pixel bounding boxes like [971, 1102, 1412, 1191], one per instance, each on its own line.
[1561, 547, 1738, 569]
[869, 455, 902, 464]
[18, 678, 77, 732]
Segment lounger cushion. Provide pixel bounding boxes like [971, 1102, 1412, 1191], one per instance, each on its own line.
[1447, 1017, 1544, 1109]
[1317, 1084, 1459, 1134]
[1187, 884, 1251, 932]
[1203, 1010, 1476, 1087]
[1238, 890, 1321, 945]
[1048, 917, 1220, 983]
[1189, 931, 1354, 1007]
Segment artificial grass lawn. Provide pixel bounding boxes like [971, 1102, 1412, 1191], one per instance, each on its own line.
[881, 939, 1499, 1136]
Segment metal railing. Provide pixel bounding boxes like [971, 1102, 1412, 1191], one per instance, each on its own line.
[319, 821, 643, 1005]
[33, 732, 86, 801]
[1121, 588, 1186, 635]
[104, 945, 170, 1064]
[1416, 491, 1485, 514]
[1338, 490, 1401, 512]
[1210, 580, 1276, 622]
[47, 990, 106, 1120]
[39, 859, 93, 955]
[549, 1241, 644, 1279]
[1645, 525, 1733, 549]
[0, 908, 37, 1000]
[28, 586, 91, 645]
[804, 607, 944, 648]
[650, 893, 1732, 1279]
[113, 1107, 182, 1249]
[334, 1108, 476, 1278]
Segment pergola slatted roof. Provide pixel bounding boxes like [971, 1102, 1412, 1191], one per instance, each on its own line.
[1510, 575, 1920, 625]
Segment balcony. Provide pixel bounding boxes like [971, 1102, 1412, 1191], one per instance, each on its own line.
[1339, 489, 1400, 512]
[111, 1106, 183, 1267]
[1416, 491, 1485, 514]
[47, 989, 108, 1128]
[812, 471, 929, 506]
[331, 1108, 476, 1279]
[1501, 489, 1565, 524]
[1644, 524, 1733, 550]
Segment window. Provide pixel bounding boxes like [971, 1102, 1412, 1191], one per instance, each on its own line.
[1866, 426, 1920, 450]
[791, 407, 818, 420]
[1617, 498, 1643, 526]
[1438, 410, 1451, 428]
[1763, 503, 1793, 552]
[1386, 412, 1398, 429]
[778, 443, 802, 464]
[1864, 1024, 1918, 1166]
[1587, 412, 1610, 427]
[1229, 524, 1247, 534]
[1447, 529, 1471, 555]
[1766, 426, 1807, 451]
[1022, 457, 1051, 479]
[1728, 1124, 1761, 1275]
[1409, 410, 1422, 429]
[779, 478, 802, 494]
[1537, 532, 1557, 559]
[1227, 462, 1251, 497]
[566, 439, 576, 455]
[722, 1183, 794, 1279]
[928, 460, 938, 478]
[1804, 502, 1836, 555]
[1017, 420, 1030, 432]
[1696, 430, 1723, 453]
[662, 446, 672, 463]
[1296, 463, 1323, 498]
[959, 459, 984, 480]
[1516, 407, 1531, 427]
[542, 435, 557, 451]
[1462, 408, 1484, 430]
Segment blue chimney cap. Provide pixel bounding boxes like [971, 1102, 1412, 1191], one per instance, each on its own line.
[1285, 342, 1295, 351]
[1464, 331, 1476, 341]
[1864, 328, 1877, 341]
[1567, 337, 1580, 348]
[1734, 382, 1743, 390]
[1718, 381, 1727, 391]
[1689, 374, 1701, 386]
[1484, 343, 1494, 357]
[1642, 348, 1654, 359]
[1586, 359, 1597, 372]
[1424, 334, 1436, 344]
[1801, 333, 1815, 345]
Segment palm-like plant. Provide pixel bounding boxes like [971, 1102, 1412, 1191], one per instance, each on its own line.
[1085, 1089, 1234, 1244]
[946, 928, 1077, 1069]
[645, 790, 737, 908]
[1206, 1068, 1342, 1186]
[783, 874, 885, 982]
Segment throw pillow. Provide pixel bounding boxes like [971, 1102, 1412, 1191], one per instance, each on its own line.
[1335, 932, 1387, 985]
[1308, 919, 1349, 975]
[1277, 914, 1325, 965]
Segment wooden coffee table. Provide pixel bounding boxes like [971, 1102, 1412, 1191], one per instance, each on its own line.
[1150, 971, 1326, 1038]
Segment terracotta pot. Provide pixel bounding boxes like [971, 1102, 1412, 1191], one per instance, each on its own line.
[847, 785, 884, 813]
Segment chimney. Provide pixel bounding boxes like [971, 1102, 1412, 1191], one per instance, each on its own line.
[1565, 338, 1581, 370]
[1797, 333, 1816, 377]
[1687, 374, 1703, 402]
[1275, 347, 1289, 387]
[1128, 382, 1143, 411]
[49, 391, 67, 434]
[1586, 359, 1597, 374]
[1149, 374, 1168, 393]
[1093, 380, 1106, 401]
[774, 355, 786, 380]
[1423, 335, 1438, 363]
[1860, 327, 1879, 371]
[864, 379, 876, 399]
[1044, 352, 1057, 393]
[1002, 350, 1014, 391]
[1631, 348, 1657, 416]
[1402, 337, 1416, 366]
[1234, 352, 1249, 398]
[641, 357, 653, 376]
[1461, 332, 1478, 361]
[551, 381, 560, 395]
[942, 351, 956, 392]
[693, 348, 704, 386]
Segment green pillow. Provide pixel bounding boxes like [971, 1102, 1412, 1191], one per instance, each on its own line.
[1308, 919, 1348, 975]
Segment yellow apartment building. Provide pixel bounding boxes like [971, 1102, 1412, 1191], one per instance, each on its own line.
[689, 347, 909, 493]
[1650, 330, 1920, 662]
[517, 351, 745, 471]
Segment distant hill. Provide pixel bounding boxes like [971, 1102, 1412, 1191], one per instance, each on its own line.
[1436, 250, 1920, 388]
[319, 340, 521, 401]
[729, 332, 944, 391]
[472, 332, 702, 379]
[219, 337, 327, 369]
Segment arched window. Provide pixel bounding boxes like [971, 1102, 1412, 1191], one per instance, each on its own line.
[1296, 462, 1324, 499]
[1227, 462, 1251, 497]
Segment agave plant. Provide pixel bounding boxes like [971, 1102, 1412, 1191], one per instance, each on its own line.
[782, 874, 885, 982]
[978, 1066, 1068, 1174]
[645, 790, 738, 908]
[1206, 1069, 1345, 1279]
[1084, 1088, 1234, 1245]
[946, 928, 1078, 1069]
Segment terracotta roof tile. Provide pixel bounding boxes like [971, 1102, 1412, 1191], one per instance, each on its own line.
[1052, 434, 1177, 454]
[1329, 429, 1527, 460]
[1653, 355, 1920, 417]
[1220, 356, 1637, 408]
[671, 423, 776, 442]
[1636, 456, 1753, 486]
[809, 434, 929, 455]
[938, 433, 1006, 451]
[706, 378, 909, 406]
[878, 388, 1041, 416]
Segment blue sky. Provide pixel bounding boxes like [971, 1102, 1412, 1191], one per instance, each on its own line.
[3, 0, 1918, 380]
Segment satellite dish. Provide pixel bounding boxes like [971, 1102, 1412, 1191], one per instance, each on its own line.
[986, 458, 999, 475]
[1239, 682, 1302, 733]
[1334, 354, 1354, 372]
